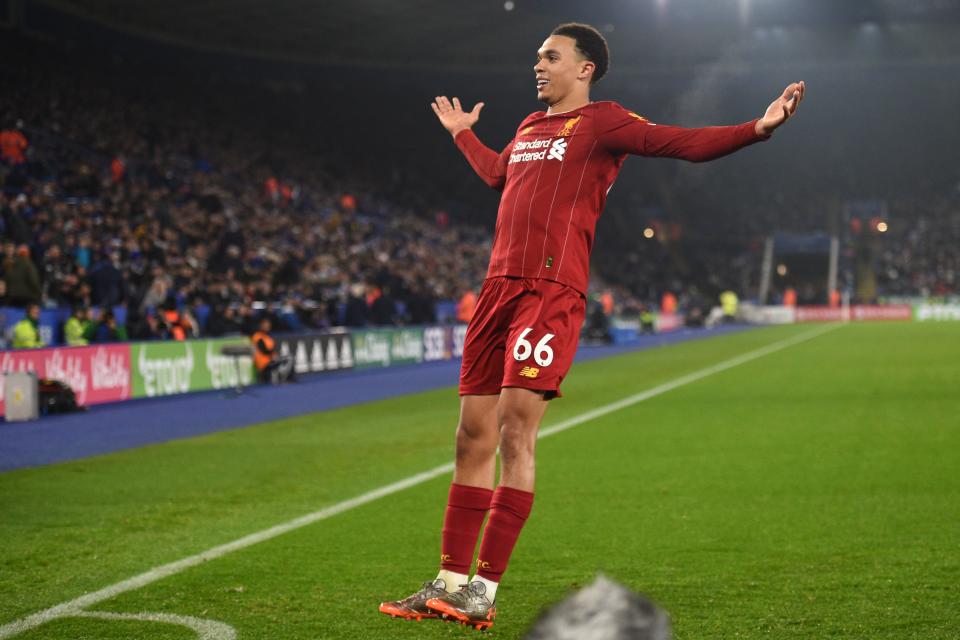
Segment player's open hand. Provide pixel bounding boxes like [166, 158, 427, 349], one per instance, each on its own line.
[431, 96, 484, 139]
[756, 81, 805, 137]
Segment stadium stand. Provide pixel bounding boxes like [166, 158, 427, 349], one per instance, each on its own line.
[1, 28, 958, 348]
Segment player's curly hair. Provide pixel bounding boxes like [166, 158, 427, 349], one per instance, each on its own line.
[550, 23, 610, 84]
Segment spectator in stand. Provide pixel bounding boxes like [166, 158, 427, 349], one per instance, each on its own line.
[0, 242, 13, 267]
[12, 303, 43, 348]
[88, 251, 125, 308]
[456, 288, 477, 324]
[783, 287, 797, 307]
[1, 197, 31, 246]
[73, 235, 92, 271]
[88, 308, 128, 343]
[110, 155, 125, 183]
[206, 303, 243, 336]
[41, 244, 75, 306]
[5, 245, 41, 307]
[139, 275, 170, 315]
[661, 291, 678, 315]
[369, 284, 397, 326]
[130, 308, 169, 341]
[161, 301, 199, 341]
[600, 289, 615, 316]
[264, 176, 280, 203]
[406, 281, 437, 325]
[0, 121, 28, 165]
[64, 306, 91, 346]
[344, 283, 368, 327]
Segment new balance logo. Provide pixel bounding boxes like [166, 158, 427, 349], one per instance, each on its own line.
[519, 366, 540, 379]
[547, 138, 567, 161]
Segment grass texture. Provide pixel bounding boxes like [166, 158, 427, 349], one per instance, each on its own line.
[1, 322, 958, 638]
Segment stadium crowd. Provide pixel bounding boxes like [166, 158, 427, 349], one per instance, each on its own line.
[0, 41, 495, 343]
[2, 34, 957, 349]
[875, 195, 959, 298]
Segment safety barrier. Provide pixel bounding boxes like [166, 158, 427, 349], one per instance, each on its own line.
[0, 325, 469, 412]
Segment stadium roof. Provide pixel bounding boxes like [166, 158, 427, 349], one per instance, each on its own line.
[30, 0, 960, 72]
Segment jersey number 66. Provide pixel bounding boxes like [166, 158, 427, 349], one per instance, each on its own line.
[512, 328, 555, 367]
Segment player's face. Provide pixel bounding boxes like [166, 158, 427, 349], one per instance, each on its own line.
[534, 35, 591, 105]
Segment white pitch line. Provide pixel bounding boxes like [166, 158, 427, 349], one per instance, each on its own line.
[539, 322, 838, 440]
[76, 611, 236, 640]
[0, 323, 837, 639]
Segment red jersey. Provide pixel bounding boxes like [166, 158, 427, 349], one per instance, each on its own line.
[454, 101, 768, 294]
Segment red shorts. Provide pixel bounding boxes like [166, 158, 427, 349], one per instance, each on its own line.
[459, 276, 586, 399]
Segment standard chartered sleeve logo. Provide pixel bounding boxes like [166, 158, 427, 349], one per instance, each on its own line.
[547, 137, 567, 161]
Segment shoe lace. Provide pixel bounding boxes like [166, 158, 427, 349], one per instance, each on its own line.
[403, 579, 443, 604]
[448, 581, 486, 606]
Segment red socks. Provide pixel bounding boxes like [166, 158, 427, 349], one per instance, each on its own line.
[440, 484, 535, 583]
[475, 486, 535, 582]
[440, 483, 494, 574]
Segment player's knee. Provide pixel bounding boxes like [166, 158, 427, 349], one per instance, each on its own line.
[456, 414, 495, 444]
[497, 401, 538, 437]
[455, 422, 496, 462]
[498, 422, 536, 466]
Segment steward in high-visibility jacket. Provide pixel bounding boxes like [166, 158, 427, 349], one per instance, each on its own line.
[251, 320, 276, 378]
[64, 307, 91, 346]
[720, 290, 739, 321]
[12, 304, 44, 349]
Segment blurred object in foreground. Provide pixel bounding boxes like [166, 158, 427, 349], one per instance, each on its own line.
[523, 576, 670, 640]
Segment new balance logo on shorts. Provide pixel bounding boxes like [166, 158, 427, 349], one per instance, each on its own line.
[518, 366, 540, 379]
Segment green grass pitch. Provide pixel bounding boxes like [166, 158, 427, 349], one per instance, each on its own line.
[1, 322, 958, 639]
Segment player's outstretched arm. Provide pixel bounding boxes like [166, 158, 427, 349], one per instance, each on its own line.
[600, 81, 807, 163]
[755, 81, 805, 137]
[431, 96, 484, 139]
[433, 95, 511, 191]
